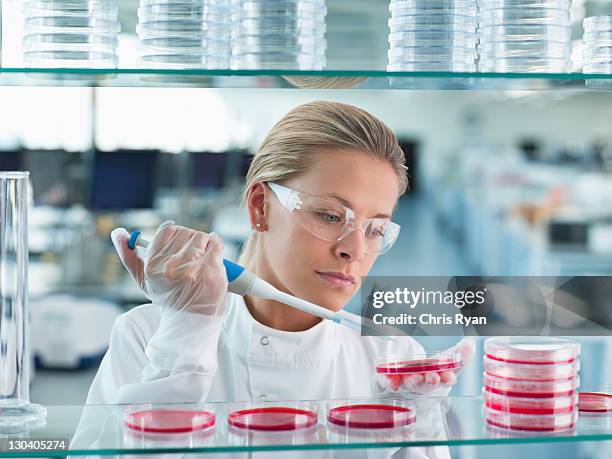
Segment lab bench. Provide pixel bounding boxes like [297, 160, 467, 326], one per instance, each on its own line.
[1, 397, 610, 457]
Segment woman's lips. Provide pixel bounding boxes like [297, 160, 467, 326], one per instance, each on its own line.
[315, 271, 355, 289]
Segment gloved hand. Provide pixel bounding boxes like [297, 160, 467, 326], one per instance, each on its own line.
[376, 338, 475, 396]
[111, 220, 228, 316]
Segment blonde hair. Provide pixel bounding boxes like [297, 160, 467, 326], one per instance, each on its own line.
[237, 101, 409, 269]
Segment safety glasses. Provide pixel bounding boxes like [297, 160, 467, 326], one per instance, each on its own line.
[267, 182, 401, 255]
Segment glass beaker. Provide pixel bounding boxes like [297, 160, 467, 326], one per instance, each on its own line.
[0, 171, 46, 430]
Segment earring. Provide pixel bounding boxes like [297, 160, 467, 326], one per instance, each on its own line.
[256, 223, 261, 228]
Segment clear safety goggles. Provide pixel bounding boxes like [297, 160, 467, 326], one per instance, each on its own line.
[267, 182, 401, 255]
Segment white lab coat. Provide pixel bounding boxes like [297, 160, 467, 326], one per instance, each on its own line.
[71, 293, 452, 459]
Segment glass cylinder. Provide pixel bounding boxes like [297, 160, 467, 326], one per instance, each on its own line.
[0, 172, 46, 429]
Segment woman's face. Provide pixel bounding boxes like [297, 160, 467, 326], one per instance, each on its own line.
[257, 149, 400, 312]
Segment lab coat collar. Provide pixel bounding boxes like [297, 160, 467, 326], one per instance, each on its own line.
[222, 293, 339, 367]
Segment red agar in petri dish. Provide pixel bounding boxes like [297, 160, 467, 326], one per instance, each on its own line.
[578, 392, 612, 413]
[327, 403, 416, 429]
[376, 355, 461, 374]
[485, 409, 577, 432]
[227, 407, 317, 431]
[124, 409, 215, 433]
[483, 372, 578, 398]
[484, 337, 580, 365]
[483, 389, 577, 415]
[483, 356, 579, 381]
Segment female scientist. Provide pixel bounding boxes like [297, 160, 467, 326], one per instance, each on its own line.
[84, 101, 473, 457]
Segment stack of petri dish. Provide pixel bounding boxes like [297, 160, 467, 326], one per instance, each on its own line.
[583, 16, 612, 75]
[483, 337, 581, 433]
[230, 0, 327, 70]
[22, 0, 120, 68]
[136, 0, 230, 69]
[387, 0, 478, 72]
[478, 0, 573, 73]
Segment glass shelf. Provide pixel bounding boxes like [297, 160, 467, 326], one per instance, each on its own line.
[0, 68, 611, 90]
[1, 396, 610, 456]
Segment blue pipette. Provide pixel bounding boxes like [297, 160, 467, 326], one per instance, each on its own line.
[127, 230, 394, 341]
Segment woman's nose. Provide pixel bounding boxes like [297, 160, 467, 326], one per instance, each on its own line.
[334, 227, 366, 261]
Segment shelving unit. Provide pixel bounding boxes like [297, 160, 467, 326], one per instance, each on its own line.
[1, 398, 610, 457]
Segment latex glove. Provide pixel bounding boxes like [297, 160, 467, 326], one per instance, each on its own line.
[111, 220, 228, 316]
[376, 338, 475, 396]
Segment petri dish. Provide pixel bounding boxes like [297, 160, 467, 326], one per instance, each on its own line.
[483, 355, 579, 380]
[584, 46, 612, 59]
[236, 17, 326, 32]
[479, 40, 571, 59]
[233, 43, 325, 54]
[578, 387, 612, 414]
[387, 62, 477, 71]
[137, 27, 229, 40]
[478, 24, 571, 41]
[583, 16, 612, 31]
[390, 0, 476, 11]
[124, 406, 215, 433]
[23, 2, 119, 20]
[485, 408, 577, 432]
[138, 3, 228, 15]
[478, 8, 571, 26]
[389, 46, 477, 61]
[391, 7, 477, 19]
[484, 337, 580, 365]
[24, 49, 116, 62]
[23, 32, 117, 46]
[483, 389, 577, 415]
[140, 0, 227, 5]
[24, 16, 121, 34]
[583, 62, 612, 73]
[389, 15, 476, 29]
[484, 372, 579, 398]
[140, 36, 227, 48]
[376, 350, 464, 375]
[233, 5, 327, 20]
[227, 406, 318, 431]
[327, 399, 416, 429]
[389, 30, 477, 42]
[480, 0, 571, 8]
[584, 31, 612, 42]
[138, 11, 228, 23]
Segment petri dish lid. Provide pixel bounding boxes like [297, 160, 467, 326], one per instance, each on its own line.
[479, 0, 571, 8]
[24, 50, 117, 68]
[578, 391, 612, 413]
[389, 0, 476, 11]
[137, 20, 228, 32]
[236, 17, 326, 30]
[391, 7, 477, 19]
[24, 16, 121, 34]
[389, 14, 476, 29]
[124, 408, 215, 433]
[23, 32, 117, 45]
[584, 16, 612, 31]
[138, 10, 228, 22]
[483, 388, 577, 415]
[140, 36, 227, 48]
[389, 55, 476, 65]
[478, 8, 571, 26]
[376, 350, 464, 375]
[228, 407, 317, 431]
[23, 2, 119, 20]
[234, 34, 323, 47]
[583, 62, 612, 73]
[484, 408, 577, 432]
[387, 63, 477, 71]
[484, 337, 580, 365]
[232, 43, 326, 54]
[483, 355, 579, 381]
[140, 0, 227, 5]
[478, 24, 571, 41]
[233, 2, 327, 18]
[389, 30, 477, 41]
[389, 45, 476, 56]
[327, 402, 416, 429]
[483, 372, 579, 398]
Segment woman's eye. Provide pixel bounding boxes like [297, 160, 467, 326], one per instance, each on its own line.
[316, 212, 342, 223]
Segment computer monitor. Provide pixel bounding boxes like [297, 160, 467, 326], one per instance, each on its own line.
[0, 149, 24, 171]
[239, 151, 254, 180]
[191, 151, 228, 189]
[23, 149, 75, 207]
[89, 149, 160, 211]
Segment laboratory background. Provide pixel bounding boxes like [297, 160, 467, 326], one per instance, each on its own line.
[1, 0, 612, 458]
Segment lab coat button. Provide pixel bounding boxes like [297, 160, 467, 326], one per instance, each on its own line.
[260, 336, 270, 346]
